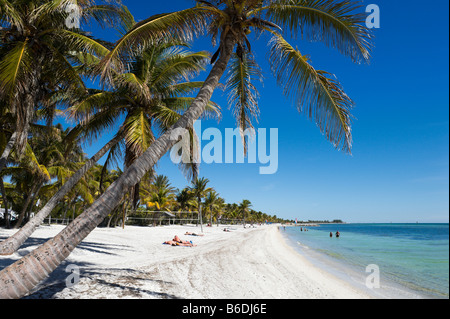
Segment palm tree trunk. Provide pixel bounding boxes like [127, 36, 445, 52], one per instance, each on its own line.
[0, 177, 10, 229]
[0, 33, 237, 299]
[198, 198, 203, 233]
[25, 182, 44, 223]
[0, 132, 124, 255]
[0, 132, 17, 174]
[14, 182, 39, 230]
[210, 205, 213, 227]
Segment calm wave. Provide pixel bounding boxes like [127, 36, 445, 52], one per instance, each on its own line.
[282, 223, 449, 299]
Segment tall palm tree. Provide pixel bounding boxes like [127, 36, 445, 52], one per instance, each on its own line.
[204, 190, 220, 226]
[71, 38, 220, 206]
[0, 15, 218, 254]
[239, 199, 252, 227]
[0, 0, 373, 298]
[176, 187, 197, 223]
[0, 0, 128, 172]
[189, 177, 212, 232]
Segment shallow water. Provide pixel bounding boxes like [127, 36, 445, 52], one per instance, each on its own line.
[281, 224, 449, 299]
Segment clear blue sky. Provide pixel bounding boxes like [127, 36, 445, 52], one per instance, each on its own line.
[78, 0, 449, 223]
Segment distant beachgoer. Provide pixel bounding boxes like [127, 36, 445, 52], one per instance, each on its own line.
[330, 232, 333, 238]
[185, 232, 204, 237]
[336, 231, 340, 238]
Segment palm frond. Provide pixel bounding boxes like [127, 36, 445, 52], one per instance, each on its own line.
[0, 0, 23, 30]
[0, 40, 32, 98]
[99, 7, 212, 80]
[269, 33, 354, 153]
[264, 0, 373, 63]
[225, 52, 262, 155]
[124, 109, 155, 159]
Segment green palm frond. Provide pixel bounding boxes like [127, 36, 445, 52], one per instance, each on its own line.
[124, 109, 155, 159]
[269, 33, 354, 153]
[0, 40, 32, 98]
[225, 52, 262, 155]
[154, 98, 221, 133]
[161, 81, 206, 98]
[56, 29, 111, 59]
[263, 0, 373, 63]
[150, 50, 210, 88]
[81, 3, 135, 33]
[0, 0, 23, 30]
[99, 7, 211, 80]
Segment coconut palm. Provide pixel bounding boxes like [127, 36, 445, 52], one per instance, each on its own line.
[71, 37, 220, 207]
[189, 177, 212, 232]
[0, 36, 218, 254]
[204, 190, 220, 226]
[0, 0, 373, 298]
[0, 0, 129, 173]
[239, 199, 252, 227]
[0, 14, 218, 254]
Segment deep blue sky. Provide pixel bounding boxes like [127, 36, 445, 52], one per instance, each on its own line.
[79, 0, 449, 223]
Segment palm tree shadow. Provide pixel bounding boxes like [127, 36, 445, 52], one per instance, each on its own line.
[0, 235, 180, 299]
[22, 262, 180, 299]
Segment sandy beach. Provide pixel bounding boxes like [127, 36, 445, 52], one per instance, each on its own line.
[0, 224, 372, 299]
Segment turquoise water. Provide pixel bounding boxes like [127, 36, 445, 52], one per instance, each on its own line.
[282, 224, 449, 299]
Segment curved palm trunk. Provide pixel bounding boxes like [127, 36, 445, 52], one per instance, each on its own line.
[0, 34, 237, 299]
[14, 182, 40, 230]
[198, 198, 203, 233]
[0, 132, 17, 174]
[0, 177, 10, 229]
[0, 132, 124, 255]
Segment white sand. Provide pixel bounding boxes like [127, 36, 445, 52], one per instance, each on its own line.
[0, 224, 373, 299]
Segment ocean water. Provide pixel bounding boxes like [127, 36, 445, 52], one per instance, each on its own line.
[281, 224, 449, 299]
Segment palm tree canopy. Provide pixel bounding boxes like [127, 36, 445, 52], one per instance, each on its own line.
[0, 0, 130, 155]
[100, 0, 373, 154]
[189, 177, 212, 201]
[71, 39, 221, 181]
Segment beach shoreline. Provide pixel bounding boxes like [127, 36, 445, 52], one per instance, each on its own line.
[0, 224, 374, 299]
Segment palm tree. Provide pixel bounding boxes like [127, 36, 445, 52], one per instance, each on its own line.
[0, 0, 128, 172]
[0, 15, 219, 254]
[204, 190, 220, 226]
[176, 187, 197, 223]
[239, 199, 252, 228]
[0, 0, 373, 298]
[71, 37, 220, 206]
[189, 177, 212, 232]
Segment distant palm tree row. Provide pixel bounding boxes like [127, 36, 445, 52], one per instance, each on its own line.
[129, 175, 285, 228]
[0, 0, 373, 298]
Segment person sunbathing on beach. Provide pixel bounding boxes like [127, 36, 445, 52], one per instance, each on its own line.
[173, 235, 189, 244]
[162, 235, 196, 247]
[163, 239, 196, 247]
[163, 240, 178, 246]
[173, 235, 198, 246]
[185, 232, 204, 237]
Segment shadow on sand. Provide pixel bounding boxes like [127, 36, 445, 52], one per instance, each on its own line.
[0, 233, 179, 299]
